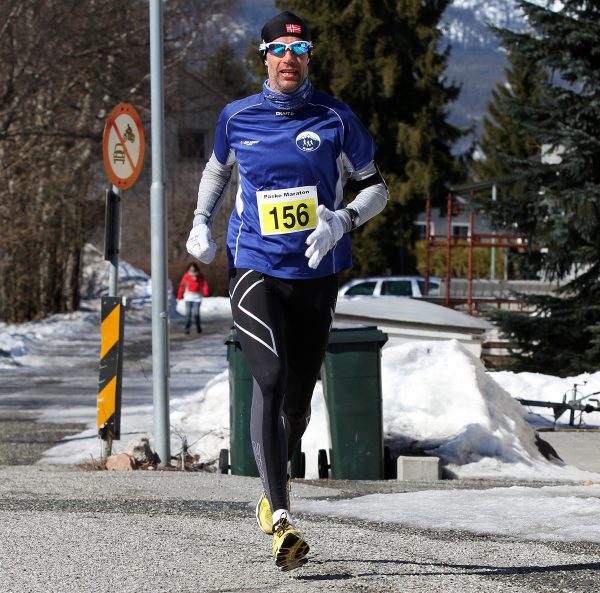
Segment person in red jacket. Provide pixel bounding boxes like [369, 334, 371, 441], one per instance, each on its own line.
[177, 263, 209, 334]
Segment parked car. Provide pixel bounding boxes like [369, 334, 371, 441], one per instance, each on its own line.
[338, 276, 441, 298]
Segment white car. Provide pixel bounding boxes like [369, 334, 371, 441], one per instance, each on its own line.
[338, 276, 441, 298]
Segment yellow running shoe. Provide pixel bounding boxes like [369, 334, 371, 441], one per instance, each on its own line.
[255, 478, 291, 535]
[271, 514, 309, 571]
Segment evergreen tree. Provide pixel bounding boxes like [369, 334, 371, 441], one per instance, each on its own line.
[274, 0, 465, 274]
[485, 0, 600, 375]
[474, 51, 545, 185]
[473, 49, 548, 279]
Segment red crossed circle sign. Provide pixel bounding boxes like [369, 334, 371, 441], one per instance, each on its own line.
[102, 103, 145, 189]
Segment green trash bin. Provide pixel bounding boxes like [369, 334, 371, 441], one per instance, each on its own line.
[221, 328, 305, 478]
[321, 325, 388, 480]
[223, 328, 259, 476]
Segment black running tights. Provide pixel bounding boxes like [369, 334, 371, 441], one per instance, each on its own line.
[229, 268, 338, 512]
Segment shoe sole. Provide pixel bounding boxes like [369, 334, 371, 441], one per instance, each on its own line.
[279, 556, 308, 572]
[255, 497, 273, 535]
[274, 532, 310, 569]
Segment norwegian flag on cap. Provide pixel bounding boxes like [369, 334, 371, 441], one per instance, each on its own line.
[261, 12, 311, 42]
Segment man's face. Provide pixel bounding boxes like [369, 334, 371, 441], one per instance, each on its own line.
[265, 35, 309, 94]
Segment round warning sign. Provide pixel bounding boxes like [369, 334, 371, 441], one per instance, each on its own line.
[102, 103, 145, 189]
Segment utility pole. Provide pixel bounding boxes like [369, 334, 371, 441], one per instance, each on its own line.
[149, 0, 170, 466]
[490, 183, 497, 280]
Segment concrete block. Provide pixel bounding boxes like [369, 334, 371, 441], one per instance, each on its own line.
[397, 456, 441, 481]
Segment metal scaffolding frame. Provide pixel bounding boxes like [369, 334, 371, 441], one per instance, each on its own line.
[424, 177, 527, 315]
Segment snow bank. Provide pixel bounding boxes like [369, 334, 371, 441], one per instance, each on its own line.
[380, 340, 572, 479]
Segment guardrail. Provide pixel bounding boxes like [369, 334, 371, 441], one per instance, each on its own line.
[436, 279, 563, 299]
[421, 295, 531, 315]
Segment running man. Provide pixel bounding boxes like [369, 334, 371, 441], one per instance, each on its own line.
[186, 10, 388, 571]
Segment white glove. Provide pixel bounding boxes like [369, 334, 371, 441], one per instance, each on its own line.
[186, 224, 217, 264]
[305, 205, 345, 269]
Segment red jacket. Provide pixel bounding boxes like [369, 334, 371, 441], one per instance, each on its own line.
[177, 271, 209, 300]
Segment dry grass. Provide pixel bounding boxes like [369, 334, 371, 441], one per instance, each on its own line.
[77, 454, 218, 472]
[78, 455, 108, 471]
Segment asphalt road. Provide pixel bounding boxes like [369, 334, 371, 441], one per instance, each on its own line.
[0, 410, 85, 465]
[0, 311, 230, 465]
[1, 467, 600, 593]
[2, 311, 600, 592]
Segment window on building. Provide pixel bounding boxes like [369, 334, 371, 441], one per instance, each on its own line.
[178, 129, 206, 160]
[414, 222, 435, 240]
[451, 223, 469, 238]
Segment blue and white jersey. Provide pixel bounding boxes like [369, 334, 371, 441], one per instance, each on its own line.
[213, 87, 377, 279]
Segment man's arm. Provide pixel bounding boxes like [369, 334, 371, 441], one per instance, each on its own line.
[192, 151, 236, 226]
[337, 161, 389, 232]
[304, 161, 388, 269]
[187, 151, 235, 263]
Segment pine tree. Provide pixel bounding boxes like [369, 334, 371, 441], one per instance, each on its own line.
[484, 0, 600, 375]
[274, 0, 465, 274]
[474, 51, 545, 186]
[473, 49, 548, 279]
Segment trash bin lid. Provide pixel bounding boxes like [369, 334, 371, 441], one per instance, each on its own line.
[224, 326, 239, 345]
[327, 324, 388, 345]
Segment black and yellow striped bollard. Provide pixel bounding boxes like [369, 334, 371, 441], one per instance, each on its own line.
[97, 296, 126, 455]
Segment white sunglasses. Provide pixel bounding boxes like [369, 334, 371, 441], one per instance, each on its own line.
[259, 40, 313, 57]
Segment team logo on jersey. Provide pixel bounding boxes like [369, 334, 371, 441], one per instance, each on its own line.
[296, 131, 321, 152]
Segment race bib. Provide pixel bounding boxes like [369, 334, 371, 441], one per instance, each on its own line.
[257, 186, 318, 236]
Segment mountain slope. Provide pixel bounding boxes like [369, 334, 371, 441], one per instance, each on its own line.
[240, 0, 528, 150]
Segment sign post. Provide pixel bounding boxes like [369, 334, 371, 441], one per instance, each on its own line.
[99, 103, 145, 457]
[103, 187, 121, 296]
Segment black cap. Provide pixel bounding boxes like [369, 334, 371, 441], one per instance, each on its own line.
[261, 11, 311, 42]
